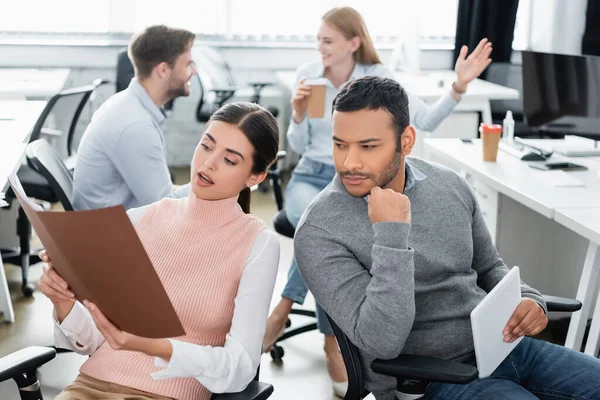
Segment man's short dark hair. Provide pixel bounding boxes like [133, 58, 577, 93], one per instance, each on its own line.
[332, 76, 410, 150]
[128, 25, 195, 79]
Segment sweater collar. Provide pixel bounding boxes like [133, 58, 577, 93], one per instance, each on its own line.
[180, 189, 245, 228]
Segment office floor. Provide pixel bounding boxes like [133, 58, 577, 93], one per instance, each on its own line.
[0, 168, 351, 400]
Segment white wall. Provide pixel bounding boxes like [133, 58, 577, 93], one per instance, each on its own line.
[0, 42, 454, 71]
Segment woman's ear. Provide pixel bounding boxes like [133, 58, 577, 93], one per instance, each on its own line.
[350, 36, 361, 53]
[246, 172, 267, 189]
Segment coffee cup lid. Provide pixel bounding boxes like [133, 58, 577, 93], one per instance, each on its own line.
[304, 78, 328, 86]
[479, 123, 502, 133]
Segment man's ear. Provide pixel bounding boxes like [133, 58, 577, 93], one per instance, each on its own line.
[401, 126, 416, 156]
[154, 61, 170, 80]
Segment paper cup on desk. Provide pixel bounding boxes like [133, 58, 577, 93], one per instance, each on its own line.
[305, 78, 327, 119]
[480, 124, 503, 161]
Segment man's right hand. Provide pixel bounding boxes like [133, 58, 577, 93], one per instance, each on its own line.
[291, 77, 311, 124]
[368, 187, 411, 225]
[38, 250, 75, 321]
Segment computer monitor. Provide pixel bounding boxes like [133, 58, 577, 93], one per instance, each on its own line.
[522, 50, 600, 140]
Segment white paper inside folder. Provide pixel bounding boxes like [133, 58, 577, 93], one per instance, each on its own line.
[7, 172, 43, 211]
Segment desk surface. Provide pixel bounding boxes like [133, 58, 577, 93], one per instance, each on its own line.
[394, 70, 519, 101]
[275, 69, 519, 101]
[555, 208, 600, 245]
[0, 68, 70, 99]
[0, 100, 47, 189]
[424, 138, 600, 218]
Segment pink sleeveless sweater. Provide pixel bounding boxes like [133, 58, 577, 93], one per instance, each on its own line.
[80, 191, 266, 400]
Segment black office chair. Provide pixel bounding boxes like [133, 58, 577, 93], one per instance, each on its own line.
[25, 140, 74, 211]
[265, 154, 319, 363]
[0, 345, 273, 400]
[1, 80, 107, 297]
[193, 46, 279, 123]
[326, 296, 582, 399]
[2, 139, 274, 400]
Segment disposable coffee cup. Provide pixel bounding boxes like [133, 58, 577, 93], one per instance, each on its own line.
[305, 78, 327, 119]
[480, 123, 503, 162]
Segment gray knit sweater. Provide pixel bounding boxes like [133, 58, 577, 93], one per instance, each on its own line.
[294, 158, 546, 400]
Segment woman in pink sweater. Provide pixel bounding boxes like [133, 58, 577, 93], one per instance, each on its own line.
[38, 102, 281, 400]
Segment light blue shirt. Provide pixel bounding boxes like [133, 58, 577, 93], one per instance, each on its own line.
[287, 61, 459, 165]
[73, 78, 188, 211]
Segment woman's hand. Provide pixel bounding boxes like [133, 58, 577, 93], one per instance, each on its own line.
[84, 300, 173, 360]
[38, 250, 75, 322]
[291, 77, 312, 123]
[454, 38, 493, 92]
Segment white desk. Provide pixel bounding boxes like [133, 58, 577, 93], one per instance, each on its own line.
[0, 100, 47, 323]
[424, 139, 600, 219]
[425, 138, 600, 356]
[394, 70, 519, 124]
[0, 68, 70, 100]
[554, 208, 600, 356]
[274, 69, 519, 124]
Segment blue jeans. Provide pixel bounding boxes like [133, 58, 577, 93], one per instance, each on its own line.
[282, 157, 336, 335]
[425, 337, 600, 399]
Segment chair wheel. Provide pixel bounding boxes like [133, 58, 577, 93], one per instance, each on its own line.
[22, 284, 35, 297]
[270, 345, 284, 363]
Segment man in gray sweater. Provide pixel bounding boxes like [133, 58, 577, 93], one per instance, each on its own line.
[295, 76, 600, 399]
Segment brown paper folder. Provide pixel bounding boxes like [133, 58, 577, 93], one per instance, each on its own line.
[7, 174, 185, 339]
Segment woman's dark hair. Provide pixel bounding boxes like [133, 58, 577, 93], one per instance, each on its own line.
[208, 102, 279, 213]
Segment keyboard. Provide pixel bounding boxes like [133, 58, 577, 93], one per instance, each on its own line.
[499, 140, 551, 161]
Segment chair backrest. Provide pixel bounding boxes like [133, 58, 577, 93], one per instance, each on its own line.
[29, 80, 106, 157]
[193, 46, 238, 122]
[25, 139, 74, 211]
[326, 314, 369, 400]
[193, 46, 237, 90]
[116, 48, 134, 93]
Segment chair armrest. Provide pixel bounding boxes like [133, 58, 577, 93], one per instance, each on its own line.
[0, 346, 56, 383]
[247, 82, 273, 87]
[209, 87, 237, 93]
[41, 127, 63, 136]
[211, 381, 274, 400]
[371, 354, 478, 385]
[543, 295, 582, 313]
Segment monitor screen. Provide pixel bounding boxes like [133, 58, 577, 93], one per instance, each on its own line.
[522, 50, 600, 137]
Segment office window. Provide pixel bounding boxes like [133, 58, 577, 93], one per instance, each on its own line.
[1, 0, 459, 45]
[128, 1, 228, 36]
[1, 0, 533, 50]
[228, 0, 459, 42]
[1, 1, 111, 33]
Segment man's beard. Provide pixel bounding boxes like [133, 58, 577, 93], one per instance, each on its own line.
[339, 152, 402, 197]
[166, 78, 190, 100]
